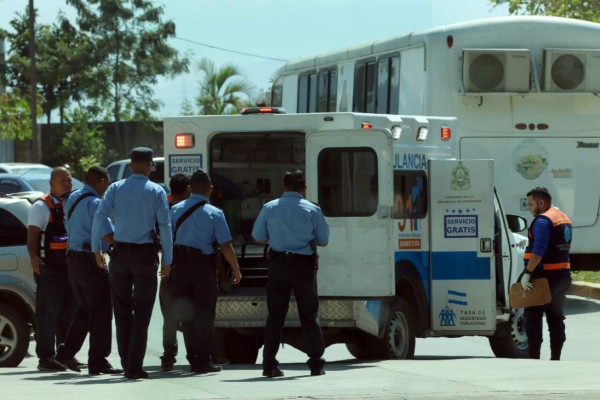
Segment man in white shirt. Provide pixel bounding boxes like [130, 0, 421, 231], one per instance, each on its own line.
[27, 167, 86, 371]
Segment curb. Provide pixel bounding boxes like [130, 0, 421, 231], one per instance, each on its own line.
[568, 281, 600, 300]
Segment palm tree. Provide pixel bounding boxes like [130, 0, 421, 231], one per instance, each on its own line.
[195, 58, 254, 115]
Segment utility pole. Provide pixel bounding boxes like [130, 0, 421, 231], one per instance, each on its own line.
[28, 0, 38, 162]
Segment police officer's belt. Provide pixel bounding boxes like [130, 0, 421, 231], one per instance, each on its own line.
[115, 241, 155, 249]
[270, 250, 313, 258]
[68, 250, 93, 257]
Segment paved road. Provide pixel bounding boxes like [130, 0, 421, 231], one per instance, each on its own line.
[3, 295, 600, 400]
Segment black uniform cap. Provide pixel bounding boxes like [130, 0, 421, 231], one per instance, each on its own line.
[130, 147, 156, 165]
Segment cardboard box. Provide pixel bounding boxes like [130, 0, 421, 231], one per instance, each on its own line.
[509, 278, 551, 309]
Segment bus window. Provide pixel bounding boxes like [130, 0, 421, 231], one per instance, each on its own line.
[377, 55, 400, 114]
[353, 60, 376, 113]
[298, 71, 317, 113]
[392, 170, 427, 219]
[318, 147, 377, 217]
[271, 83, 283, 107]
[317, 68, 338, 112]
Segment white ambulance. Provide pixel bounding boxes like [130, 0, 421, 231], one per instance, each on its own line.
[163, 109, 529, 363]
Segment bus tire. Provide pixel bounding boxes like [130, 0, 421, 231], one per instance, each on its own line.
[0, 304, 29, 367]
[488, 308, 529, 358]
[346, 297, 415, 360]
[220, 329, 260, 364]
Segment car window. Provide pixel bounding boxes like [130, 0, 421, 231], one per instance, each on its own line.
[0, 208, 27, 246]
[123, 165, 133, 179]
[107, 164, 120, 182]
[149, 161, 164, 184]
[27, 179, 49, 192]
[0, 179, 22, 194]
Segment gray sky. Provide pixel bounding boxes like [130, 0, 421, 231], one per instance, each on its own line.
[0, 0, 509, 119]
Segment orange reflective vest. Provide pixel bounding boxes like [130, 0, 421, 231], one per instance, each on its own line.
[524, 207, 572, 271]
[37, 193, 68, 266]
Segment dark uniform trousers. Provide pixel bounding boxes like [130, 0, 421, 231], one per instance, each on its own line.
[159, 277, 179, 361]
[524, 269, 571, 358]
[57, 251, 112, 369]
[171, 247, 217, 368]
[109, 243, 159, 373]
[262, 252, 325, 371]
[34, 264, 86, 359]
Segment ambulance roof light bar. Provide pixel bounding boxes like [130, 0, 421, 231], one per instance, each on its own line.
[241, 107, 286, 115]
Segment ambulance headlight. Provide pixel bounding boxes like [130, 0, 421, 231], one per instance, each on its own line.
[391, 125, 402, 140]
[416, 127, 428, 141]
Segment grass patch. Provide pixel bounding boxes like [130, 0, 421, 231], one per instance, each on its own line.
[571, 271, 600, 283]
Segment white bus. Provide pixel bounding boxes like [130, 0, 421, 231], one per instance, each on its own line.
[270, 16, 600, 269]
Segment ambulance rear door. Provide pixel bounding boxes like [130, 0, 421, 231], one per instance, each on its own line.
[306, 128, 394, 297]
[429, 159, 496, 334]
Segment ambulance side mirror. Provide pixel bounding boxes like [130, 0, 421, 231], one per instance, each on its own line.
[506, 215, 527, 233]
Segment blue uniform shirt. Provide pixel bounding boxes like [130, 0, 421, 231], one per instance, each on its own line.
[91, 174, 173, 264]
[170, 193, 232, 254]
[65, 185, 113, 252]
[251, 191, 329, 255]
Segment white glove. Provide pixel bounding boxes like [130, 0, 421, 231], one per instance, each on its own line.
[521, 271, 533, 291]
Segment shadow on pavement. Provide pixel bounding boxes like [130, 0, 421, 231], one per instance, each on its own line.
[565, 296, 600, 316]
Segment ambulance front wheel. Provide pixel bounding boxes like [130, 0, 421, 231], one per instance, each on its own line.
[488, 308, 529, 358]
[346, 297, 416, 360]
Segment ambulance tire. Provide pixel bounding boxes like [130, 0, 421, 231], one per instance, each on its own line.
[346, 297, 415, 360]
[488, 308, 529, 358]
[219, 329, 260, 364]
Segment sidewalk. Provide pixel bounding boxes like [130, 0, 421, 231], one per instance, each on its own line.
[568, 281, 600, 300]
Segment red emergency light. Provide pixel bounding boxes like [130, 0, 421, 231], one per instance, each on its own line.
[361, 122, 373, 129]
[175, 133, 195, 149]
[441, 126, 451, 141]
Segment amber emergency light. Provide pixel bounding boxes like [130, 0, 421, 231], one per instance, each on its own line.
[175, 133, 195, 149]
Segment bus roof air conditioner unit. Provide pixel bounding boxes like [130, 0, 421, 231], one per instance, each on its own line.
[463, 49, 530, 93]
[543, 49, 600, 92]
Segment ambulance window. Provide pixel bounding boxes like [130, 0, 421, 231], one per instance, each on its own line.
[317, 147, 377, 217]
[392, 171, 427, 219]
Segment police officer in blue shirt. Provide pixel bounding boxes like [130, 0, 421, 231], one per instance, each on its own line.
[57, 166, 122, 375]
[170, 169, 242, 373]
[252, 169, 330, 378]
[91, 147, 173, 380]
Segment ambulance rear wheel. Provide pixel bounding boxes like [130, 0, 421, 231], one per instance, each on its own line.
[346, 297, 415, 360]
[488, 308, 529, 358]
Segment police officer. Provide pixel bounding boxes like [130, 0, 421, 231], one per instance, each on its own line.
[56, 166, 122, 374]
[170, 169, 242, 373]
[27, 167, 86, 371]
[91, 147, 173, 380]
[252, 169, 330, 378]
[160, 173, 191, 372]
[521, 187, 572, 361]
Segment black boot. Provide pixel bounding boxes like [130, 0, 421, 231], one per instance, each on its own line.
[550, 351, 561, 361]
[528, 351, 540, 359]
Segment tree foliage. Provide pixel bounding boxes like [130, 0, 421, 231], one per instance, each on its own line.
[195, 57, 254, 115]
[0, 7, 92, 125]
[0, 90, 41, 140]
[65, 0, 190, 130]
[489, 0, 600, 22]
[58, 107, 107, 179]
